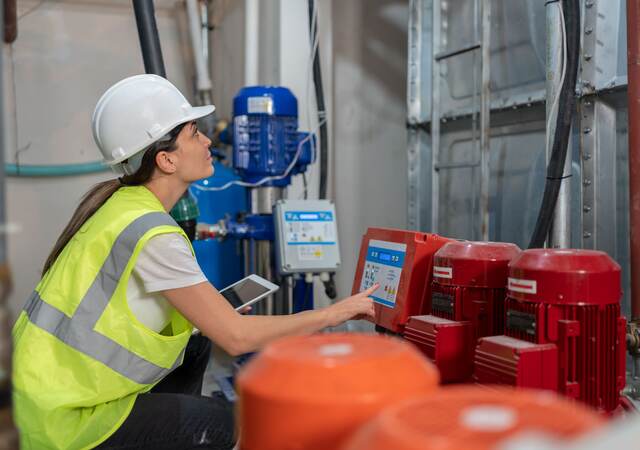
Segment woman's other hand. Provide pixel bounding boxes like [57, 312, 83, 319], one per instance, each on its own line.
[324, 283, 379, 327]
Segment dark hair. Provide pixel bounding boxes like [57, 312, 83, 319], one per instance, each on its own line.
[42, 122, 189, 276]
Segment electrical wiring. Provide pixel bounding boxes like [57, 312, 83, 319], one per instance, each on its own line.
[528, 0, 580, 248]
[307, 0, 328, 199]
[190, 119, 325, 192]
[193, 3, 322, 193]
[544, 2, 567, 154]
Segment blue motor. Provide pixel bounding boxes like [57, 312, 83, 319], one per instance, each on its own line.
[232, 86, 315, 186]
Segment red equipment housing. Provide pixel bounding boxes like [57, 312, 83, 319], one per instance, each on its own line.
[351, 228, 450, 333]
[474, 249, 626, 412]
[404, 241, 520, 382]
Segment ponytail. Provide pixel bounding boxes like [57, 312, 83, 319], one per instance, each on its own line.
[42, 179, 122, 276]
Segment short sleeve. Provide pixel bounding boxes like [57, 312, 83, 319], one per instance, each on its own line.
[133, 233, 207, 293]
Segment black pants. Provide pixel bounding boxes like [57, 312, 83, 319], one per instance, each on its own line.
[96, 335, 236, 450]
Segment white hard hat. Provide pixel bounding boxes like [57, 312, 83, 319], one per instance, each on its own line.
[92, 74, 215, 173]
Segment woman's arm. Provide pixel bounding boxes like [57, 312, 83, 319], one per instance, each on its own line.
[162, 281, 378, 356]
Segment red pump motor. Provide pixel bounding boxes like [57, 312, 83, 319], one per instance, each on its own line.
[474, 249, 626, 412]
[351, 228, 450, 334]
[404, 241, 520, 382]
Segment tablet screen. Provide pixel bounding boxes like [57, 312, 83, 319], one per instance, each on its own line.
[221, 278, 271, 309]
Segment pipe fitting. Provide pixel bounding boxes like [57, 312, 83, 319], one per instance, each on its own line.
[196, 220, 227, 240]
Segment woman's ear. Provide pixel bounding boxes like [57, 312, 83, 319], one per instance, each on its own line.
[155, 151, 177, 174]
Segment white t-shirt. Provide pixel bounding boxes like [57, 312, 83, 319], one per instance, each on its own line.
[127, 233, 207, 332]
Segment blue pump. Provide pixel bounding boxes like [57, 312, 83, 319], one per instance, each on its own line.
[231, 86, 315, 186]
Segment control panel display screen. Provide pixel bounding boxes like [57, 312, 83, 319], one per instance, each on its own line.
[359, 239, 406, 308]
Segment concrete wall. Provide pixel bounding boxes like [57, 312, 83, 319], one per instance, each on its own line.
[332, 0, 409, 303]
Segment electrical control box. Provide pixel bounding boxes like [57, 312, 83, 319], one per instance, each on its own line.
[351, 228, 450, 333]
[274, 199, 340, 274]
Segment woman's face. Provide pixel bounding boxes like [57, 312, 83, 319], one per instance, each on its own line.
[171, 121, 214, 182]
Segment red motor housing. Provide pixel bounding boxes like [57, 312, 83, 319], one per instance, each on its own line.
[351, 228, 450, 333]
[404, 241, 520, 382]
[474, 249, 626, 412]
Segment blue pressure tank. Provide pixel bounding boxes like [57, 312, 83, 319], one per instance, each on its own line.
[232, 86, 315, 186]
[190, 161, 247, 289]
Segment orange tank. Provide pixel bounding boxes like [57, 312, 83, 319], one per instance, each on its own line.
[343, 386, 604, 450]
[237, 333, 440, 450]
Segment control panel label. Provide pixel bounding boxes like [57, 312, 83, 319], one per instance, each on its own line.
[247, 96, 274, 114]
[360, 239, 406, 308]
[508, 278, 537, 295]
[284, 211, 336, 245]
[297, 245, 325, 261]
[433, 266, 453, 279]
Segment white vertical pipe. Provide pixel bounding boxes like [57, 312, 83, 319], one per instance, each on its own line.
[186, 0, 212, 92]
[245, 0, 259, 86]
[1, 46, 16, 256]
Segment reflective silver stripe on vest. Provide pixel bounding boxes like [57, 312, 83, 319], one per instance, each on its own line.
[23, 212, 187, 385]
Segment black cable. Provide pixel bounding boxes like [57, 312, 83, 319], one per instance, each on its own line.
[308, 0, 329, 199]
[528, 0, 579, 248]
[302, 172, 308, 199]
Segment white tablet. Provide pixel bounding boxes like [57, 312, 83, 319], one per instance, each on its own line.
[219, 274, 279, 311]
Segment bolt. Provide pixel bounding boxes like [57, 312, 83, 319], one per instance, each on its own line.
[583, 232, 592, 238]
[584, 54, 592, 61]
[583, 205, 592, 213]
[583, 179, 592, 186]
[585, 27, 593, 35]
[583, 127, 592, 134]
[583, 152, 592, 160]
[585, 1, 594, 7]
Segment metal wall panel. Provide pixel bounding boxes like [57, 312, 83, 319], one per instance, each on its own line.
[408, 0, 633, 315]
[439, 0, 546, 117]
[435, 107, 547, 246]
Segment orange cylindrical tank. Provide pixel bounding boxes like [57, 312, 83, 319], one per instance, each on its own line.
[343, 386, 604, 450]
[237, 333, 440, 450]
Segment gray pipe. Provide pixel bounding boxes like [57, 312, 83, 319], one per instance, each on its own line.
[546, 0, 571, 248]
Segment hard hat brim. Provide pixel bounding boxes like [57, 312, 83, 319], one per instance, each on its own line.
[107, 104, 216, 166]
[187, 104, 216, 122]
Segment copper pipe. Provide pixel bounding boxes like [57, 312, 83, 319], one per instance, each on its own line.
[3, 0, 16, 44]
[628, 0, 640, 321]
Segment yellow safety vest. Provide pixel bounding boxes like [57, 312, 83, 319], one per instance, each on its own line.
[12, 185, 194, 449]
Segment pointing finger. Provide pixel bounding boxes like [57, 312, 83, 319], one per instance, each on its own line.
[361, 283, 380, 296]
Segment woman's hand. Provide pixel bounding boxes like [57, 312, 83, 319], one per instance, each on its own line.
[324, 283, 379, 328]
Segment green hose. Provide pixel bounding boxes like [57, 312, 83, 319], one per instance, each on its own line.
[5, 161, 109, 177]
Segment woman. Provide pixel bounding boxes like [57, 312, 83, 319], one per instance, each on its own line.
[12, 74, 377, 450]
